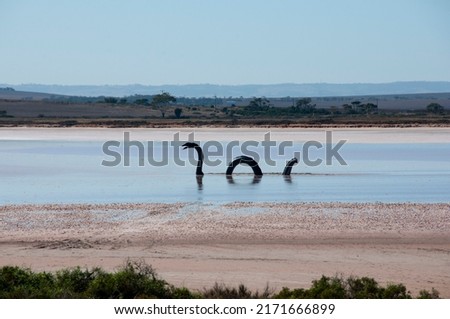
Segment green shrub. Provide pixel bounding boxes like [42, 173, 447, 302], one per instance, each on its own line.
[86, 260, 173, 299]
[170, 287, 200, 299]
[0, 266, 55, 298]
[55, 267, 98, 298]
[307, 276, 347, 298]
[274, 287, 308, 299]
[382, 283, 411, 299]
[85, 271, 116, 298]
[0, 264, 440, 299]
[112, 260, 169, 298]
[347, 276, 382, 298]
[418, 288, 440, 299]
[202, 283, 272, 299]
[273, 275, 423, 299]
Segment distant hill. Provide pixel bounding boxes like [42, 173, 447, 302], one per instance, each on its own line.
[0, 87, 66, 100]
[2, 81, 450, 98]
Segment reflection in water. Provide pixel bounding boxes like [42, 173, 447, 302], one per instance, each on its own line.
[196, 175, 204, 190]
[201, 174, 294, 187]
[283, 175, 293, 184]
[226, 175, 262, 184]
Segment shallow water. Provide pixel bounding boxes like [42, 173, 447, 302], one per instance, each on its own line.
[0, 140, 449, 204]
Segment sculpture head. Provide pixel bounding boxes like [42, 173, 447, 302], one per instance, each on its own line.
[182, 142, 200, 150]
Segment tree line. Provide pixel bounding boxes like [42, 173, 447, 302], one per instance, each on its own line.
[37, 91, 446, 118]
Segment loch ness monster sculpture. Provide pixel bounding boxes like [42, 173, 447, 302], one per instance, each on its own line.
[182, 143, 298, 176]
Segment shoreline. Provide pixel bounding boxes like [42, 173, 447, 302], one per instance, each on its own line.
[1, 126, 450, 143]
[1, 201, 449, 297]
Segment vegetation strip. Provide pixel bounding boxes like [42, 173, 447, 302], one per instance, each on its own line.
[0, 260, 440, 299]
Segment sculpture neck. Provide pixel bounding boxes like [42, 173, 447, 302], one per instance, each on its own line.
[282, 159, 297, 176]
[282, 165, 293, 176]
[195, 146, 204, 176]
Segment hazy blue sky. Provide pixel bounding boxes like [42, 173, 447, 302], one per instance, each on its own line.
[1, 0, 449, 85]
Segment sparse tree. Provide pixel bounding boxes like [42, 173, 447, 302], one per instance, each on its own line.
[426, 103, 444, 113]
[247, 97, 272, 111]
[152, 92, 176, 118]
[351, 101, 361, 109]
[174, 108, 183, 118]
[104, 97, 118, 104]
[293, 97, 316, 113]
[342, 103, 352, 112]
[364, 103, 378, 114]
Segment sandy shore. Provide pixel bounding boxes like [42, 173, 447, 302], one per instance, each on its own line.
[1, 202, 449, 297]
[1, 126, 450, 143]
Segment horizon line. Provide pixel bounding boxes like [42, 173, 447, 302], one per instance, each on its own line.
[2, 80, 450, 87]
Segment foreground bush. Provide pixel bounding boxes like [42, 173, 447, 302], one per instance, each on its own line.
[202, 283, 272, 299]
[0, 260, 198, 299]
[273, 275, 415, 299]
[0, 262, 440, 299]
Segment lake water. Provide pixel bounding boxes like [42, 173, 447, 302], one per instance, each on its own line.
[0, 139, 449, 204]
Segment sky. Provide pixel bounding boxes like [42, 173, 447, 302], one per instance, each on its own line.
[1, 0, 449, 85]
